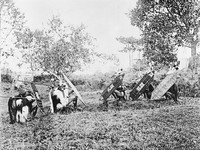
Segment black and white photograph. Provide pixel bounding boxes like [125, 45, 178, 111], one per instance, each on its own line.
[0, 0, 200, 149]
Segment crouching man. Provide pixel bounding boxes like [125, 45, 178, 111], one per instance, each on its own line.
[8, 84, 37, 124]
[111, 69, 126, 106]
[112, 85, 126, 101]
[49, 80, 77, 113]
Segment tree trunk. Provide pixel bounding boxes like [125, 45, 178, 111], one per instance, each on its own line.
[0, 43, 1, 83]
[0, 1, 5, 83]
[191, 41, 198, 75]
[129, 50, 131, 67]
[0, 10, 2, 83]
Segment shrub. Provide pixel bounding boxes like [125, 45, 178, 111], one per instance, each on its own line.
[70, 73, 112, 91]
[33, 75, 53, 82]
[1, 74, 12, 83]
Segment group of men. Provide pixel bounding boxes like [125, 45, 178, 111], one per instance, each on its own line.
[8, 84, 37, 124]
[8, 78, 77, 124]
[49, 79, 77, 114]
[113, 62, 179, 103]
[8, 62, 180, 124]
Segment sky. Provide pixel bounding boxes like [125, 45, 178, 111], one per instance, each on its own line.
[5, 0, 194, 74]
[8, 0, 143, 74]
[14, 0, 141, 53]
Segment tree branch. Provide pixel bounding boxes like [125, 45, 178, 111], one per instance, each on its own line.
[45, 70, 61, 81]
[182, 44, 191, 48]
[0, 27, 13, 47]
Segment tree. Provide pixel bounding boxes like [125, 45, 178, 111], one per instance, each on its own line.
[116, 36, 143, 67]
[45, 16, 94, 74]
[143, 29, 178, 66]
[15, 28, 53, 73]
[92, 51, 119, 66]
[0, 0, 25, 82]
[15, 16, 94, 75]
[130, 0, 200, 72]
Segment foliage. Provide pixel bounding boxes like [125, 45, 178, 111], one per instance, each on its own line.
[0, 0, 25, 49]
[116, 36, 144, 69]
[15, 28, 52, 71]
[46, 16, 94, 73]
[33, 74, 53, 83]
[143, 29, 178, 66]
[31, 64, 200, 98]
[15, 16, 94, 74]
[178, 81, 200, 97]
[0, 0, 25, 82]
[31, 71, 115, 91]
[1, 74, 12, 82]
[116, 36, 143, 53]
[177, 74, 200, 97]
[130, 0, 200, 67]
[131, 58, 149, 71]
[92, 52, 120, 66]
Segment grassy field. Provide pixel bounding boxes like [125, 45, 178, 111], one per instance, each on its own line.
[1, 83, 200, 150]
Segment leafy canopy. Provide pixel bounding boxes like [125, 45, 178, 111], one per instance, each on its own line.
[130, 0, 200, 66]
[116, 36, 143, 53]
[0, 0, 25, 58]
[15, 16, 94, 74]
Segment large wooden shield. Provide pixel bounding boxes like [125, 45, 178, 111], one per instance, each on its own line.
[31, 82, 44, 114]
[101, 74, 125, 100]
[129, 73, 154, 101]
[61, 72, 86, 106]
[151, 72, 178, 100]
